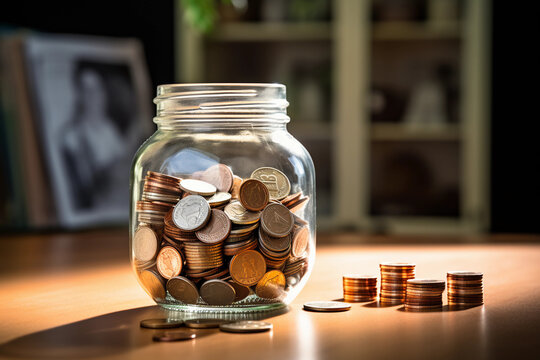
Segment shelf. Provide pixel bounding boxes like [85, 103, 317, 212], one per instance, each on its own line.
[208, 22, 332, 42]
[372, 21, 461, 41]
[370, 123, 460, 141]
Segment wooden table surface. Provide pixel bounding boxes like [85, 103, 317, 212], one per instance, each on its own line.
[0, 230, 539, 359]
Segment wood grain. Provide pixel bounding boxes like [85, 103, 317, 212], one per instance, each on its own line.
[0, 231, 539, 359]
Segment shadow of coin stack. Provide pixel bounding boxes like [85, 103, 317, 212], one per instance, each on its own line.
[405, 279, 445, 311]
[342, 275, 378, 302]
[447, 271, 484, 308]
[379, 263, 415, 304]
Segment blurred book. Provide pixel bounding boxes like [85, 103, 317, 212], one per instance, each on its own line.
[0, 32, 152, 229]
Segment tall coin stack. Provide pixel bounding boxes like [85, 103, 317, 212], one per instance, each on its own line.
[405, 279, 445, 311]
[379, 263, 415, 304]
[447, 271, 484, 308]
[342, 275, 378, 302]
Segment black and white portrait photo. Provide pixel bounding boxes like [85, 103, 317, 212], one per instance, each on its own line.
[25, 35, 152, 227]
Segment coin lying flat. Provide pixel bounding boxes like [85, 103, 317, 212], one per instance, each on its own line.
[239, 179, 269, 212]
[219, 320, 273, 333]
[133, 226, 159, 262]
[224, 201, 260, 225]
[173, 195, 211, 231]
[140, 318, 184, 329]
[251, 167, 291, 200]
[200, 279, 236, 305]
[303, 301, 352, 312]
[195, 209, 232, 244]
[260, 202, 294, 238]
[167, 276, 199, 304]
[152, 330, 196, 342]
[185, 318, 231, 329]
[206, 192, 232, 207]
[180, 178, 217, 196]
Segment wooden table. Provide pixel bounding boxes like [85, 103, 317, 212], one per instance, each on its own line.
[0, 231, 539, 359]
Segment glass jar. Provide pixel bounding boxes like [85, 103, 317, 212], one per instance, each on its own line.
[130, 83, 316, 313]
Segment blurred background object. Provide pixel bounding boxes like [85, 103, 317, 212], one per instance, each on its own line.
[0, 0, 538, 235]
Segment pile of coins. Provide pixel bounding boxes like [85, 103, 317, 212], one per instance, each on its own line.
[379, 263, 416, 304]
[133, 164, 311, 307]
[405, 279, 445, 311]
[447, 271, 484, 308]
[342, 275, 378, 302]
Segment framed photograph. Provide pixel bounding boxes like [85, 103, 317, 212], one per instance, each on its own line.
[25, 34, 153, 228]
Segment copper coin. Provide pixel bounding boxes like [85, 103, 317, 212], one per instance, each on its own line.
[180, 178, 217, 196]
[199, 164, 234, 193]
[153, 330, 196, 342]
[200, 279, 236, 305]
[173, 195, 211, 231]
[250, 167, 291, 200]
[259, 228, 292, 252]
[230, 175, 243, 199]
[260, 203, 294, 238]
[228, 281, 251, 302]
[138, 269, 166, 301]
[291, 226, 309, 257]
[255, 270, 286, 299]
[133, 226, 159, 262]
[239, 179, 269, 212]
[140, 318, 184, 329]
[185, 318, 231, 329]
[229, 249, 267, 286]
[167, 276, 199, 304]
[219, 320, 273, 333]
[156, 246, 183, 279]
[195, 209, 231, 244]
[224, 201, 260, 225]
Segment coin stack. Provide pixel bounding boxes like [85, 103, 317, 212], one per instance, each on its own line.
[447, 271, 484, 308]
[133, 165, 312, 307]
[405, 279, 445, 311]
[379, 263, 416, 304]
[342, 275, 378, 302]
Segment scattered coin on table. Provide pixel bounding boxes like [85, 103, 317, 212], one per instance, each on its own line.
[184, 318, 231, 329]
[303, 301, 352, 312]
[152, 330, 197, 342]
[140, 318, 184, 329]
[219, 320, 273, 333]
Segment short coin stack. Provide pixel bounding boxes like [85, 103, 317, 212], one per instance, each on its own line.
[379, 263, 416, 304]
[447, 271, 484, 308]
[405, 279, 445, 311]
[342, 275, 378, 302]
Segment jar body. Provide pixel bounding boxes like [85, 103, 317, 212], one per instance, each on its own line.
[130, 85, 316, 312]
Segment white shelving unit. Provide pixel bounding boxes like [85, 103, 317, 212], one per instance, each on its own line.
[175, 0, 491, 234]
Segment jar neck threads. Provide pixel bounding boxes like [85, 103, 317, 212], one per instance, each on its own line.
[153, 84, 290, 128]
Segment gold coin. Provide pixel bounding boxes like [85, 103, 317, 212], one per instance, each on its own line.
[229, 250, 266, 286]
[255, 270, 286, 299]
[250, 167, 291, 200]
[224, 201, 260, 225]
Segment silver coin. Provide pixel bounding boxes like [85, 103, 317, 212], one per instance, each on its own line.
[140, 318, 184, 329]
[173, 195, 211, 231]
[180, 178, 217, 196]
[250, 167, 291, 200]
[206, 192, 232, 206]
[303, 301, 352, 312]
[219, 320, 273, 333]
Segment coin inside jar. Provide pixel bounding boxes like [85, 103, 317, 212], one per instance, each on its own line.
[167, 276, 199, 304]
[198, 164, 234, 193]
[239, 179, 269, 212]
[195, 209, 231, 244]
[133, 226, 159, 262]
[173, 195, 211, 231]
[138, 269, 166, 301]
[206, 192, 232, 207]
[156, 246, 183, 279]
[229, 249, 267, 286]
[260, 202, 294, 238]
[291, 225, 309, 257]
[250, 167, 291, 200]
[200, 279, 236, 305]
[224, 201, 260, 225]
[255, 270, 286, 299]
[180, 178, 217, 196]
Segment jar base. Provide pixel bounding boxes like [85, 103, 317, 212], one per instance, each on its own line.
[158, 297, 287, 314]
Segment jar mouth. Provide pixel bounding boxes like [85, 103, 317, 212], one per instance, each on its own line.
[154, 83, 290, 125]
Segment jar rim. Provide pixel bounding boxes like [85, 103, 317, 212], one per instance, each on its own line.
[153, 83, 289, 125]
